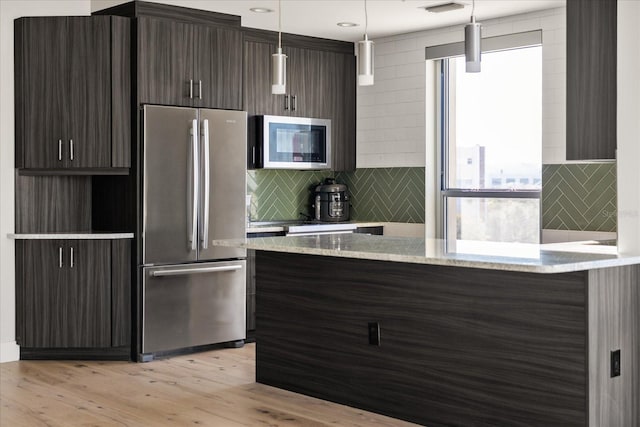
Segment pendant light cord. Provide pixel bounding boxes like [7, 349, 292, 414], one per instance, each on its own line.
[278, 0, 282, 49]
[364, 0, 369, 40]
[471, 0, 475, 23]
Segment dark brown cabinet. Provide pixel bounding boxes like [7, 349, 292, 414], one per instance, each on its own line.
[16, 239, 131, 355]
[243, 40, 356, 171]
[137, 17, 242, 110]
[14, 16, 131, 171]
[566, 0, 617, 160]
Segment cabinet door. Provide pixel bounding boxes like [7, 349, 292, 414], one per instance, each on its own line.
[566, 0, 617, 160]
[331, 53, 356, 171]
[138, 18, 195, 106]
[193, 26, 243, 109]
[66, 17, 111, 168]
[68, 240, 111, 347]
[21, 240, 67, 347]
[243, 41, 281, 115]
[17, 18, 67, 169]
[21, 240, 111, 348]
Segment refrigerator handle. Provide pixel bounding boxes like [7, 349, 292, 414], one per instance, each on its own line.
[150, 264, 242, 277]
[201, 119, 210, 249]
[190, 119, 199, 251]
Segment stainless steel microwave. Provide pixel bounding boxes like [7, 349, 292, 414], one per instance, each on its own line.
[258, 115, 331, 170]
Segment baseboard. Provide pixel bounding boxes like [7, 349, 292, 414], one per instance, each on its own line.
[0, 341, 20, 363]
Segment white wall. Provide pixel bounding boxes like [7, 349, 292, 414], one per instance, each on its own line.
[0, 1, 91, 363]
[356, 7, 567, 169]
[616, 0, 640, 254]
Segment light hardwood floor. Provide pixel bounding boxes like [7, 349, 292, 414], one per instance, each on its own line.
[0, 343, 418, 426]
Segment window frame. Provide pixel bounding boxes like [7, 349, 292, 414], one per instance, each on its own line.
[429, 31, 543, 242]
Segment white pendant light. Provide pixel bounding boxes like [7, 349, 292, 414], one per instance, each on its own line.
[272, 0, 287, 94]
[464, 0, 481, 73]
[358, 0, 374, 86]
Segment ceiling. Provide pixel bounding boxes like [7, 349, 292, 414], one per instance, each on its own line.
[92, 0, 565, 42]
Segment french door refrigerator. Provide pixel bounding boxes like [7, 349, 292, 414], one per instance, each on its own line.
[140, 105, 247, 361]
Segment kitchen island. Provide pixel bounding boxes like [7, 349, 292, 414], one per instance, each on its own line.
[213, 234, 640, 427]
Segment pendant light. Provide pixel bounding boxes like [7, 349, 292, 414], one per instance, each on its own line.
[464, 0, 481, 73]
[271, 0, 287, 94]
[357, 0, 374, 86]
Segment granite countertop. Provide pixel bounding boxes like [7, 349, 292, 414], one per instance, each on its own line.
[8, 232, 134, 240]
[212, 234, 640, 274]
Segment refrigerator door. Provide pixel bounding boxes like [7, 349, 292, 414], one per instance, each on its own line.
[198, 109, 248, 261]
[142, 260, 246, 354]
[143, 105, 199, 265]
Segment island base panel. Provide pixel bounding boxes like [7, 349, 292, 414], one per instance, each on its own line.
[255, 252, 588, 427]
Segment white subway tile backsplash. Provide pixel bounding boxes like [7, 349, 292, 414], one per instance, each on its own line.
[396, 62, 424, 78]
[357, 7, 566, 169]
[394, 37, 418, 53]
[511, 17, 543, 33]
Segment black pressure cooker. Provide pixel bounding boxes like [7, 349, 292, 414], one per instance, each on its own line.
[312, 178, 350, 222]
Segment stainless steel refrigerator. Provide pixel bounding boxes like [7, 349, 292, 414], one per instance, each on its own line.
[140, 105, 247, 361]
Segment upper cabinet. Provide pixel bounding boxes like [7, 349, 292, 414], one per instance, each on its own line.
[243, 38, 356, 171]
[15, 16, 131, 172]
[566, 0, 617, 160]
[137, 17, 242, 110]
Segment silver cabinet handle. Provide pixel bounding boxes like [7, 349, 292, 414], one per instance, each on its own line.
[292, 95, 297, 111]
[252, 146, 256, 165]
[189, 79, 194, 99]
[59, 247, 63, 268]
[198, 80, 203, 100]
[151, 265, 242, 277]
[58, 139, 63, 161]
[69, 139, 74, 161]
[190, 119, 199, 251]
[284, 94, 290, 110]
[201, 119, 210, 250]
[70, 247, 74, 268]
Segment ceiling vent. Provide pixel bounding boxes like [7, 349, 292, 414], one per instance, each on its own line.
[423, 2, 465, 13]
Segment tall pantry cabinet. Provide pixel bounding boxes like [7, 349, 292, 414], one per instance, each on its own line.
[13, 15, 133, 360]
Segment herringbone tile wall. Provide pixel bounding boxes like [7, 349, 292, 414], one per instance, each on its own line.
[542, 163, 617, 232]
[336, 168, 425, 223]
[247, 168, 426, 223]
[247, 170, 334, 221]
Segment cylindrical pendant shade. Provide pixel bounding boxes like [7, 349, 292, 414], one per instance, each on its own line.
[465, 20, 482, 73]
[358, 38, 374, 86]
[271, 47, 287, 94]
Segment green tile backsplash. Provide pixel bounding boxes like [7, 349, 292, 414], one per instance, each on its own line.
[247, 169, 334, 221]
[542, 163, 616, 232]
[249, 163, 616, 230]
[247, 168, 426, 223]
[337, 168, 425, 223]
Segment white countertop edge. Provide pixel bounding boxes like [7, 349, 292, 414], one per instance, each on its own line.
[247, 222, 387, 234]
[246, 226, 285, 234]
[212, 239, 640, 274]
[8, 233, 134, 240]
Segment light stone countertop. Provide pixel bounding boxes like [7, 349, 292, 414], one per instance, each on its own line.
[212, 234, 640, 274]
[8, 233, 134, 240]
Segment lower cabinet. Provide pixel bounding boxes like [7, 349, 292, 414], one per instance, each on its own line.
[16, 239, 131, 358]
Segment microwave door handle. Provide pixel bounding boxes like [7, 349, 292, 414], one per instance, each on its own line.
[190, 119, 199, 251]
[201, 119, 210, 250]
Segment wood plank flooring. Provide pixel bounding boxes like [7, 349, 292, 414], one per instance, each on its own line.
[0, 343, 418, 426]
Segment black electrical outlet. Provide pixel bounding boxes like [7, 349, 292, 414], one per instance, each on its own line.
[611, 349, 621, 377]
[368, 322, 380, 346]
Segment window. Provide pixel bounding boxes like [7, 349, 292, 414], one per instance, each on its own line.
[428, 31, 542, 244]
